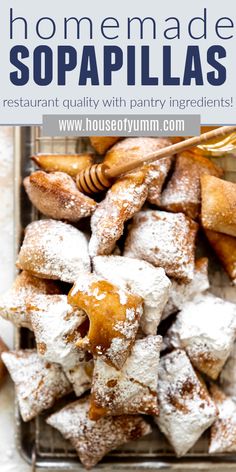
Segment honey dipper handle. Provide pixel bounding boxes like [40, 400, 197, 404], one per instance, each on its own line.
[77, 125, 236, 194]
[106, 125, 236, 179]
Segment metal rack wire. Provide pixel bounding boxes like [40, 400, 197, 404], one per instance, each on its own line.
[14, 127, 236, 470]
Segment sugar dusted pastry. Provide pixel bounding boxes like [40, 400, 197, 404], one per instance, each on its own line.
[66, 360, 94, 397]
[146, 156, 173, 206]
[93, 255, 171, 335]
[16, 220, 91, 283]
[89, 138, 175, 258]
[30, 294, 92, 396]
[14, 270, 59, 294]
[47, 396, 151, 469]
[105, 137, 173, 206]
[0, 271, 60, 329]
[124, 210, 198, 283]
[160, 151, 223, 219]
[220, 342, 236, 400]
[162, 258, 209, 320]
[24, 171, 97, 222]
[30, 294, 86, 366]
[205, 229, 236, 285]
[201, 175, 236, 237]
[104, 137, 165, 168]
[209, 384, 236, 453]
[0, 337, 8, 386]
[90, 136, 120, 155]
[32, 153, 94, 178]
[90, 335, 161, 419]
[165, 293, 236, 379]
[89, 171, 148, 257]
[155, 349, 218, 457]
[68, 273, 143, 369]
[2, 350, 71, 421]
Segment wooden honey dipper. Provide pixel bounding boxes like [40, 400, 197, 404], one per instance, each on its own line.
[76, 125, 236, 194]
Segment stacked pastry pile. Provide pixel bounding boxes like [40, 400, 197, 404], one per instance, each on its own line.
[1, 136, 236, 469]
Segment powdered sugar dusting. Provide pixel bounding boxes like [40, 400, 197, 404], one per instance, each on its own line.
[90, 335, 161, 417]
[209, 384, 236, 453]
[16, 219, 91, 283]
[69, 273, 143, 369]
[146, 155, 173, 206]
[47, 396, 151, 468]
[162, 258, 209, 320]
[155, 349, 218, 457]
[105, 136, 173, 207]
[124, 210, 198, 283]
[93, 255, 171, 335]
[24, 171, 97, 222]
[2, 350, 71, 422]
[65, 360, 93, 397]
[160, 152, 223, 220]
[30, 294, 87, 369]
[165, 293, 236, 380]
[30, 292, 93, 397]
[220, 342, 236, 400]
[89, 171, 148, 257]
[0, 271, 60, 329]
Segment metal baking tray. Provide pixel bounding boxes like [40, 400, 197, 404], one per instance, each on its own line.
[14, 127, 236, 470]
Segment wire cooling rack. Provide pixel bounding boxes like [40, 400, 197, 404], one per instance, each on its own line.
[14, 127, 236, 470]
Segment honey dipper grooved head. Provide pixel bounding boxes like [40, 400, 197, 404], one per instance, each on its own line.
[76, 163, 111, 194]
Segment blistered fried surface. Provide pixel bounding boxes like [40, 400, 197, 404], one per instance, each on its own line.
[89, 171, 148, 257]
[201, 175, 236, 237]
[24, 171, 96, 221]
[68, 274, 143, 369]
